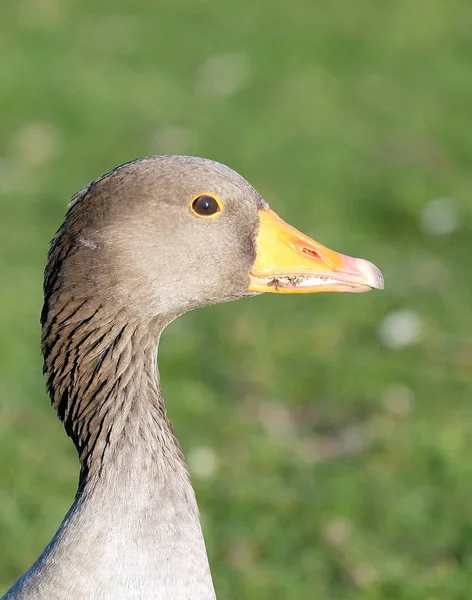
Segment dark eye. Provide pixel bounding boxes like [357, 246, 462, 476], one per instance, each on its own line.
[191, 194, 222, 218]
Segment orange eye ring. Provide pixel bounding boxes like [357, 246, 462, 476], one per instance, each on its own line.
[189, 193, 223, 219]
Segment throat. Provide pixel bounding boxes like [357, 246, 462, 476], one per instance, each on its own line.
[42, 300, 182, 481]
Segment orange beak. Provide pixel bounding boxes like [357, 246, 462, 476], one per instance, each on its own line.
[248, 209, 384, 294]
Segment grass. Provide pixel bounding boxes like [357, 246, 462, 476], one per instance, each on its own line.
[1, 0, 472, 598]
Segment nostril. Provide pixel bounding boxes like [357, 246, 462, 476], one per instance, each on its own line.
[302, 247, 322, 260]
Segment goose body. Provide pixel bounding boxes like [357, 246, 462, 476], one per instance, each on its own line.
[3, 156, 383, 599]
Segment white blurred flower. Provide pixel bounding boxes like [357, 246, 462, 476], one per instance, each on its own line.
[381, 384, 415, 417]
[420, 197, 459, 236]
[18, 0, 62, 28]
[10, 122, 61, 167]
[196, 53, 251, 99]
[323, 518, 352, 549]
[187, 445, 218, 478]
[258, 402, 297, 438]
[378, 310, 423, 349]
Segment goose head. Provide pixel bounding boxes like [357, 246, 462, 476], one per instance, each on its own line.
[45, 155, 383, 330]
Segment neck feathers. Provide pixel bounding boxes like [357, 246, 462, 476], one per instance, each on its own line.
[41, 296, 183, 485]
[9, 297, 216, 600]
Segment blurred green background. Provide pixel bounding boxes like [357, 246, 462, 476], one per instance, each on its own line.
[1, 0, 472, 598]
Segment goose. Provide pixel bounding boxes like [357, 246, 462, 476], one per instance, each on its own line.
[3, 155, 383, 600]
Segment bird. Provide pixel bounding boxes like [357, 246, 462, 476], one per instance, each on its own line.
[3, 155, 383, 600]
